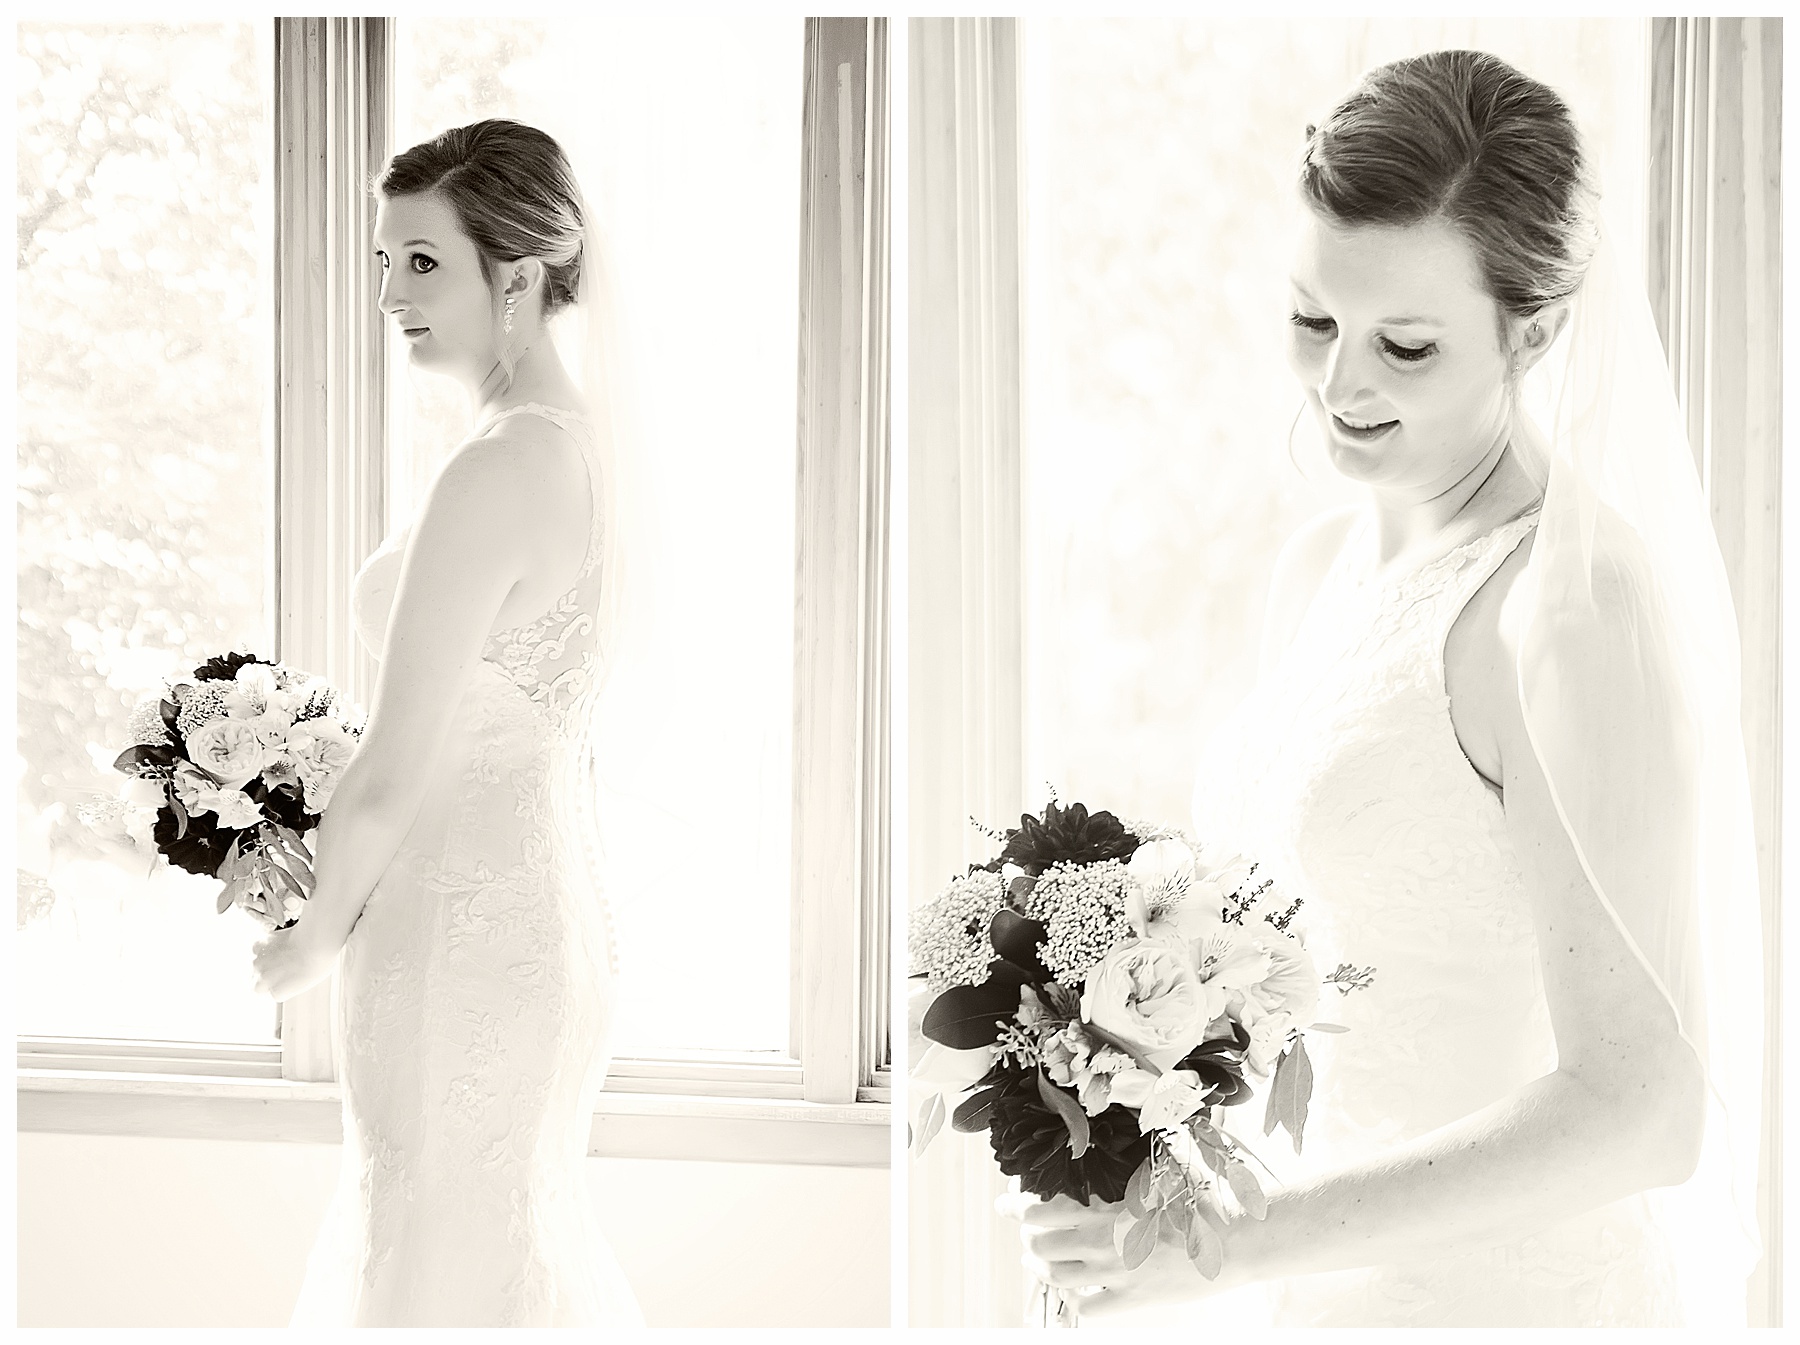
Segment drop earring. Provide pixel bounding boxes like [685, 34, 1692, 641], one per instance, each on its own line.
[503, 295, 518, 334]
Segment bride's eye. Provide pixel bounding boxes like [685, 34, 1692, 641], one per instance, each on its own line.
[409, 253, 437, 274]
[1289, 311, 1335, 336]
[1379, 335, 1436, 363]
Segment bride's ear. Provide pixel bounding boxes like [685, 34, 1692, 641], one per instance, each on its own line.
[1510, 302, 1572, 378]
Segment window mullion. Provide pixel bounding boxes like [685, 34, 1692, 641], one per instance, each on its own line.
[1645, 17, 1783, 1327]
[271, 16, 393, 1084]
[792, 17, 892, 1105]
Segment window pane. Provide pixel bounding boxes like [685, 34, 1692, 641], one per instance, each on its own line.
[1021, 18, 1646, 822]
[391, 19, 802, 1055]
[16, 22, 276, 1043]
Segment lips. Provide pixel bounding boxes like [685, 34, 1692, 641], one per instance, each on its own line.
[1330, 412, 1398, 443]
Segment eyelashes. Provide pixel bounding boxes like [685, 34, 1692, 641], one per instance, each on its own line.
[1288, 311, 1437, 364]
[374, 251, 439, 274]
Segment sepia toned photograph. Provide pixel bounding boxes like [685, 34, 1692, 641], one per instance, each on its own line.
[16, 14, 890, 1327]
[905, 14, 1783, 1330]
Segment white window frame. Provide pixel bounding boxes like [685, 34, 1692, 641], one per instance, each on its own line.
[1645, 18, 1784, 1327]
[19, 16, 890, 1167]
[904, 14, 1786, 1324]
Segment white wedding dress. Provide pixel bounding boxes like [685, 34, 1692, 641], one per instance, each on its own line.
[290, 403, 643, 1327]
[1188, 505, 1685, 1326]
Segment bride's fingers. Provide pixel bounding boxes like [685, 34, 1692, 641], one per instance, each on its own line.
[1007, 1194, 1097, 1229]
[1023, 1223, 1111, 1262]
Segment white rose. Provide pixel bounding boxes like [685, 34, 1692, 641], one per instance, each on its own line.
[210, 787, 265, 830]
[288, 718, 357, 813]
[1080, 939, 1212, 1072]
[185, 719, 267, 791]
[1239, 927, 1320, 1033]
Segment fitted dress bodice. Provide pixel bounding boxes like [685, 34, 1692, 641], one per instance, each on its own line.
[1188, 507, 1682, 1326]
[290, 402, 639, 1327]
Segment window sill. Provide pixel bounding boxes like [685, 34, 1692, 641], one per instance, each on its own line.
[18, 1070, 890, 1168]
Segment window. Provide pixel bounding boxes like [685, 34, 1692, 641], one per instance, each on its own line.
[16, 21, 278, 1048]
[906, 14, 1779, 1325]
[388, 17, 803, 1057]
[20, 17, 889, 1156]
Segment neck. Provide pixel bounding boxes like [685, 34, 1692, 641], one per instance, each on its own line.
[1367, 426, 1538, 563]
[464, 328, 585, 427]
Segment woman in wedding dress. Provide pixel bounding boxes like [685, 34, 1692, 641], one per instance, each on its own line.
[1011, 51, 1763, 1327]
[250, 119, 643, 1327]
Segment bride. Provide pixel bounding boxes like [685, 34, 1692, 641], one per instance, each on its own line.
[249, 118, 643, 1327]
[1009, 50, 1763, 1327]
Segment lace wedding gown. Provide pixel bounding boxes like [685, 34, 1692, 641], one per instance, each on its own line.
[290, 403, 643, 1327]
[1188, 506, 1684, 1327]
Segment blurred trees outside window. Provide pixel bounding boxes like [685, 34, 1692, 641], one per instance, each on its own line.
[16, 22, 277, 1042]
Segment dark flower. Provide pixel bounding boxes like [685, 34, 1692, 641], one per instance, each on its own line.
[151, 803, 243, 878]
[191, 650, 275, 683]
[993, 801, 1140, 877]
[985, 1064, 1151, 1204]
[1176, 1021, 1256, 1107]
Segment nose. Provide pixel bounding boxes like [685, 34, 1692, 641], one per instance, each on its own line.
[377, 263, 405, 316]
[1317, 335, 1370, 414]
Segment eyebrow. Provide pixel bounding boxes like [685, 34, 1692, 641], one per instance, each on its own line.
[1289, 278, 1445, 328]
[374, 238, 437, 249]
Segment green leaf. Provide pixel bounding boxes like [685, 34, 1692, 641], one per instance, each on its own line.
[1224, 1160, 1268, 1220]
[1121, 1210, 1161, 1270]
[950, 1084, 1004, 1134]
[912, 1093, 946, 1157]
[1284, 1035, 1315, 1154]
[170, 792, 189, 840]
[1186, 1209, 1224, 1279]
[1123, 1156, 1154, 1220]
[221, 830, 247, 880]
[1308, 1022, 1349, 1034]
[1035, 1068, 1092, 1160]
[921, 962, 1029, 1049]
[1191, 1126, 1229, 1176]
[216, 876, 243, 915]
[266, 860, 305, 903]
[1161, 1194, 1193, 1237]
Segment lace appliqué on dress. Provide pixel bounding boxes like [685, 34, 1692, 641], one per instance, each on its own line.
[1191, 509, 1684, 1327]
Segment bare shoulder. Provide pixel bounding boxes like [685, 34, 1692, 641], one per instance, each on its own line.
[1444, 523, 1539, 786]
[1259, 506, 1359, 670]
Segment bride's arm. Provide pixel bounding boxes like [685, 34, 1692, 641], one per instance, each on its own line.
[1023, 558, 1706, 1308]
[289, 438, 549, 949]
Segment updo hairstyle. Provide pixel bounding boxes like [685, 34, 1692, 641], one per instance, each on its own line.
[1299, 50, 1599, 322]
[377, 118, 586, 317]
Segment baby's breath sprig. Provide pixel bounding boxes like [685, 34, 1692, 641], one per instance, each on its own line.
[994, 1020, 1043, 1070]
[909, 869, 1008, 993]
[1026, 859, 1136, 985]
[1324, 962, 1377, 995]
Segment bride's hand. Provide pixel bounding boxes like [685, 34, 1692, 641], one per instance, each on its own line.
[251, 914, 344, 1002]
[999, 1189, 1235, 1322]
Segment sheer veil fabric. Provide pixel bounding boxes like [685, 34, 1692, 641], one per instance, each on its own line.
[1512, 228, 1763, 1314]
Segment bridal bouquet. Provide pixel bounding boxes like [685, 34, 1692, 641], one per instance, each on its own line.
[910, 797, 1369, 1324]
[91, 650, 365, 931]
